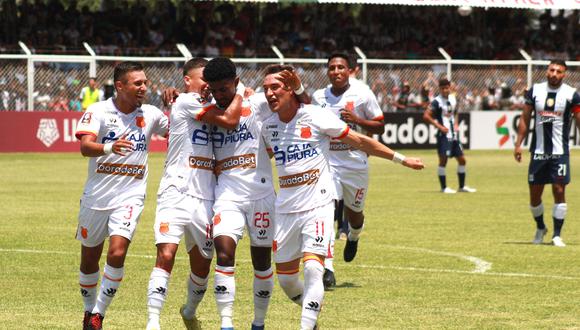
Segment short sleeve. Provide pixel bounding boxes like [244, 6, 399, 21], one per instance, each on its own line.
[524, 87, 534, 105]
[310, 107, 349, 139]
[75, 107, 101, 140]
[572, 91, 580, 114]
[362, 89, 384, 121]
[177, 93, 217, 121]
[153, 107, 169, 136]
[248, 93, 272, 122]
[429, 99, 439, 115]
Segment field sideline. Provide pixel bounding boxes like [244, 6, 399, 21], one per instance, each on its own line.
[2, 150, 580, 329]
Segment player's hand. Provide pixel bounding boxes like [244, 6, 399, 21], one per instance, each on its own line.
[340, 110, 359, 124]
[112, 134, 134, 156]
[278, 69, 301, 91]
[162, 87, 180, 107]
[514, 145, 522, 162]
[244, 87, 255, 98]
[236, 81, 246, 97]
[440, 126, 449, 134]
[402, 157, 425, 170]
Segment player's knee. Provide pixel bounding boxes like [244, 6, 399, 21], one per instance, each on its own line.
[277, 271, 302, 302]
[215, 249, 235, 266]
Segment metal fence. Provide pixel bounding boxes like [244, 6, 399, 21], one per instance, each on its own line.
[1, 44, 579, 112]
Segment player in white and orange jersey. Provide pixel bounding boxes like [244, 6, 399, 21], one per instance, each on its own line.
[145, 57, 245, 330]
[261, 64, 424, 330]
[75, 61, 169, 330]
[210, 67, 309, 330]
[312, 53, 385, 290]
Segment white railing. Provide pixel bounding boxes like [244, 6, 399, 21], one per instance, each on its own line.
[0, 42, 579, 111]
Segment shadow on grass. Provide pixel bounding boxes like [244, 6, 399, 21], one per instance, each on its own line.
[502, 241, 573, 246]
[332, 282, 361, 290]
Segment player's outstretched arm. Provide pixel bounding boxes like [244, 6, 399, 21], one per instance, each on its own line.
[340, 130, 424, 170]
[79, 134, 134, 157]
[514, 104, 532, 163]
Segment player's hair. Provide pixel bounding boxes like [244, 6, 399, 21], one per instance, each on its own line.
[439, 78, 451, 87]
[183, 57, 208, 77]
[549, 59, 567, 69]
[328, 52, 355, 69]
[113, 61, 144, 83]
[203, 57, 237, 83]
[348, 54, 360, 70]
[263, 64, 295, 76]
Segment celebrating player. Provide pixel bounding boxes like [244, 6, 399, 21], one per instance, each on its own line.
[261, 64, 424, 330]
[423, 79, 476, 194]
[75, 61, 169, 330]
[145, 57, 244, 330]
[312, 53, 385, 290]
[514, 60, 580, 247]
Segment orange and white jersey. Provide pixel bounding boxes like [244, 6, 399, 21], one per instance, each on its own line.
[312, 83, 383, 171]
[262, 104, 349, 214]
[213, 93, 275, 201]
[158, 92, 216, 200]
[75, 99, 169, 210]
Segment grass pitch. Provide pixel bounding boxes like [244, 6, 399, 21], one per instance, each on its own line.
[1, 150, 580, 329]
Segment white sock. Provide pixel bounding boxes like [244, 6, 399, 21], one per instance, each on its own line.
[92, 264, 124, 316]
[325, 232, 335, 271]
[214, 265, 235, 328]
[147, 267, 171, 324]
[553, 203, 567, 220]
[301, 259, 325, 330]
[277, 270, 303, 306]
[458, 165, 466, 174]
[253, 268, 274, 326]
[79, 271, 100, 312]
[438, 166, 446, 176]
[348, 223, 364, 241]
[182, 272, 208, 319]
[324, 257, 334, 272]
[530, 203, 544, 218]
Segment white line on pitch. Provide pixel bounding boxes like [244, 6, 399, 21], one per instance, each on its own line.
[1, 248, 576, 280]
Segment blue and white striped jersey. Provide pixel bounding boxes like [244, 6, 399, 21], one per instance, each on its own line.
[430, 94, 458, 140]
[525, 82, 580, 155]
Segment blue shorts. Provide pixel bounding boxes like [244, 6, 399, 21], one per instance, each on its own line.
[437, 136, 463, 158]
[528, 154, 570, 185]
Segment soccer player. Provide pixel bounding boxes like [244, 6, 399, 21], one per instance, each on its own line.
[145, 57, 244, 330]
[312, 53, 385, 290]
[423, 79, 476, 194]
[211, 67, 308, 330]
[514, 60, 580, 247]
[261, 64, 424, 330]
[75, 61, 169, 330]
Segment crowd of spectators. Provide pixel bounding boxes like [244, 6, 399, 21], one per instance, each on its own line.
[0, 1, 578, 60]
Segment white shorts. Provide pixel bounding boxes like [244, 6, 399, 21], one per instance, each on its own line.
[213, 194, 275, 248]
[76, 198, 144, 248]
[154, 187, 214, 259]
[273, 202, 334, 263]
[332, 168, 369, 213]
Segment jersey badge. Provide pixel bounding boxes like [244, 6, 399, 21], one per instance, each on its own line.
[136, 116, 146, 128]
[300, 126, 312, 139]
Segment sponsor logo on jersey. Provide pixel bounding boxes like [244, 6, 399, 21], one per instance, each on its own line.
[192, 124, 211, 146]
[215, 153, 257, 174]
[212, 123, 255, 148]
[533, 154, 562, 160]
[273, 143, 319, 165]
[188, 156, 215, 171]
[279, 169, 320, 188]
[36, 118, 60, 147]
[96, 162, 145, 179]
[330, 141, 352, 151]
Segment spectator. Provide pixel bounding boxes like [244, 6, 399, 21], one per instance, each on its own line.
[79, 77, 104, 111]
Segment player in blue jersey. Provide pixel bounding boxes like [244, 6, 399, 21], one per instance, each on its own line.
[423, 79, 476, 194]
[514, 60, 580, 247]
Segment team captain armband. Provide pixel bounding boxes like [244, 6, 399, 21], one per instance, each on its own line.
[392, 152, 406, 164]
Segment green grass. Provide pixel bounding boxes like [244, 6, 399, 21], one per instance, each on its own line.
[2, 150, 580, 329]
